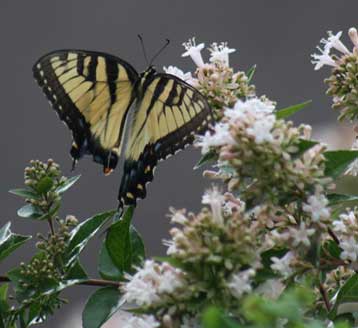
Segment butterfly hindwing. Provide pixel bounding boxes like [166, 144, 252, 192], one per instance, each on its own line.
[119, 72, 212, 206]
[33, 50, 138, 173]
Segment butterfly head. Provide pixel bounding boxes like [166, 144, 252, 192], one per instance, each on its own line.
[141, 65, 156, 78]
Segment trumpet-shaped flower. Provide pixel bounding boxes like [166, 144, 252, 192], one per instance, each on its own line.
[209, 42, 236, 66]
[182, 37, 205, 67]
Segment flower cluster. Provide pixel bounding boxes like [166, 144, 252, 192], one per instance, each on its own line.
[197, 97, 331, 208]
[164, 37, 256, 119]
[312, 28, 358, 122]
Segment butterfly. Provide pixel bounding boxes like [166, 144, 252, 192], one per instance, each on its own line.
[33, 48, 212, 208]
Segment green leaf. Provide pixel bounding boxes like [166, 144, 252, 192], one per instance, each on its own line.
[295, 139, 319, 155]
[36, 176, 53, 194]
[321, 240, 341, 260]
[0, 222, 31, 262]
[55, 175, 81, 194]
[98, 217, 144, 281]
[275, 100, 312, 119]
[194, 150, 218, 170]
[105, 207, 137, 273]
[82, 287, 124, 328]
[327, 193, 358, 206]
[17, 204, 43, 220]
[0, 284, 9, 318]
[65, 210, 116, 268]
[246, 64, 256, 84]
[65, 260, 88, 280]
[202, 307, 240, 328]
[9, 188, 40, 200]
[330, 274, 358, 319]
[324, 150, 358, 179]
[130, 226, 145, 266]
[98, 241, 122, 281]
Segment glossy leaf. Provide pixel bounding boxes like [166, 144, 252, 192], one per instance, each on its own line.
[98, 242, 122, 281]
[9, 188, 39, 199]
[0, 222, 31, 262]
[82, 287, 124, 328]
[194, 150, 217, 170]
[65, 260, 88, 280]
[65, 210, 116, 268]
[327, 193, 358, 206]
[324, 150, 358, 179]
[55, 175, 81, 194]
[105, 207, 139, 273]
[330, 274, 358, 318]
[130, 226, 145, 266]
[276, 100, 312, 119]
[17, 204, 43, 220]
[295, 139, 318, 155]
[246, 64, 256, 83]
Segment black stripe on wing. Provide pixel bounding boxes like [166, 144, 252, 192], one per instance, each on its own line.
[118, 73, 213, 207]
[33, 50, 138, 172]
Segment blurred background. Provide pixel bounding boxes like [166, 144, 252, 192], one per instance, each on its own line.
[1, 0, 358, 326]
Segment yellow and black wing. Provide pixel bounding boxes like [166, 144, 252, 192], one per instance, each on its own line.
[33, 50, 138, 173]
[119, 72, 212, 206]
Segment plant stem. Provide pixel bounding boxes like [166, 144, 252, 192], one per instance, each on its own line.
[319, 282, 331, 312]
[328, 227, 340, 245]
[0, 275, 120, 288]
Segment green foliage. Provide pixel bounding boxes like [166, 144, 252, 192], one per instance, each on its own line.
[104, 206, 145, 275]
[246, 65, 257, 84]
[65, 210, 115, 268]
[330, 274, 358, 319]
[194, 149, 218, 170]
[82, 287, 124, 328]
[275, 100, 312, 119]
[324, 150, 358, 179]
[0, 223, 30, 263]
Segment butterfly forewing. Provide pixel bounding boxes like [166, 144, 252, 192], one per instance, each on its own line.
[119, 72, 213, 206]
[33, 50, 139, 173]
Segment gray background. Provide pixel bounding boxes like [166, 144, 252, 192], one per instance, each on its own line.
[1, 0, 358, 326]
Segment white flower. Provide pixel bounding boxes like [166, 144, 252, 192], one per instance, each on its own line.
[340, 237, 358, 262]
[246, 114, 276, 144]
[209, 42, 236, 66]
[157, 263, 184, 294]
[182, 37, 205, 67]
[167, 207, 187, 225]
[202, 186, 225, 225]
[196, 123, 235, 154]
[326, 321, 335, 328]
[123, 260, 184, 307]
[163, 65, 194, 85]
[289, 222, 315, 247]
[163, 239, 178, 255]
[123, 260, 161, 306]
[270, 251, 295, 277]
[311, 47, 337, 70]
[226, 98, 275, 122]
[349, 27, 358, 49]
[321, 31, 350, 55]
[332, 220, 347, 233]
[227, 269, 255, 299]
[123, 315, 160, 328]
[302, 193, 330, 221]
[255, 279, 285, 300]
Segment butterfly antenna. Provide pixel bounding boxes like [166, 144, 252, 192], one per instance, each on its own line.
[137, 34, 149, 66]
[149, 39, 170, 66]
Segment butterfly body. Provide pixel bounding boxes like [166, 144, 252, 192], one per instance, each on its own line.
[33, 49, 212, 208]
